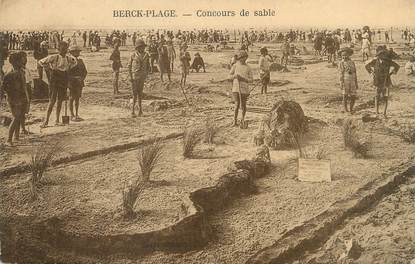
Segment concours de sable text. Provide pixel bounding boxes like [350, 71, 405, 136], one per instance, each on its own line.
[113, 9, 276, 17]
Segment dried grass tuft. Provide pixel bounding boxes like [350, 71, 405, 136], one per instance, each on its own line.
[29, 141, 64, 200]
[289, 131, 304, 158]
[303, 146, 328, 160]
[138, 139, 164, 182]
[183, 128, 201, 158]
[342, 119, 369, 158]
[315, 148, 328, 160]
[204, 118, 219, 144]
[122, 180, 147, 219]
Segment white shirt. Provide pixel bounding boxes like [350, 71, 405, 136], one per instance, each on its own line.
[24, 67, 33, 85]
[228, 62, 253, 94]
[38, 54, 77, 71]
[259, 55, 272, 74]
[362, 38, 370, 49]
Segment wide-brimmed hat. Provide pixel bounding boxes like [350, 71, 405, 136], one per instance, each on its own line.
[40, 41, 48, 47]
[237, 50, 248, 59]
[113, 37, 121, 45]
[59, 41, 69, 48]
[69, 45, 82, 52]
[339, 47, 353, 56]
[8, 52, 21, 65]
[376, 49, 390, 60]
[135, 39, 146, 48]
[375, 45, 387, 54]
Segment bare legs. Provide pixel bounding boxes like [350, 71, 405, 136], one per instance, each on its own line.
[170, 59, 174, 72]
[8, 107, 25, 145]
[375, 95, 388, 117]
[261, 83, 268, 94]
[69, 97, 80, 119]
[180, 72, 187, 87]
[232, 92, 247, 126]
[113, 71, 119, 94]
[131, 79, 143, 117]
[343, 95, 356, 114]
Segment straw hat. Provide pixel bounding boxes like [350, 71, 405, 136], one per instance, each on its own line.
[8, 52, 20, 65]
[135, 39, 146, 48]
[339, 47, 354, 56]
[69, 45, 82, 52]
[59, 41, 69, 48]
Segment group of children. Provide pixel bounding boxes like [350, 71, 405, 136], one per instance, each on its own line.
[231, 41, 405, 130]
[338, 45, 400, 116]
[109, 37, 207, 113]
[0, 41, 87, 146]
[0, 32, 410, 145]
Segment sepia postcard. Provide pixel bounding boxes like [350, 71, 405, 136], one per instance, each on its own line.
[0, 0, 414, 263]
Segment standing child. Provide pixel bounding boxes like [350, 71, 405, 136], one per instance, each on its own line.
[324, 33, 336, 64]
[68, 45, 87, 121]
[338, 47, 358, 113]
[158, 39, 171, 82]
[281, 38, 290, 68]
[148, 38, 158, 74]
[228, 50, 253, 127]
[0, 52, 29, 146]
[259, 47, 272, 94]
[179, 43, 191, 87]
[127, 39, 149, 117]
[365, 49, 400, 117]
[19, 51, 32, 134]
[361, 31, 371, 62]
[38, 41, 77, 127]
[110, 38, 121, 94]
[166, 39, 176, 72]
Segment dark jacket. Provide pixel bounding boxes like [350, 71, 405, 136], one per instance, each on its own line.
[34, 47, 48, 61]
[110, 49, 121, 70]
[68, 58, 87, 87]
[365, 58, 400, 87]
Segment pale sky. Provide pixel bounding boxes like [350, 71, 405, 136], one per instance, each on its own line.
[0, 0, 414, 30]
